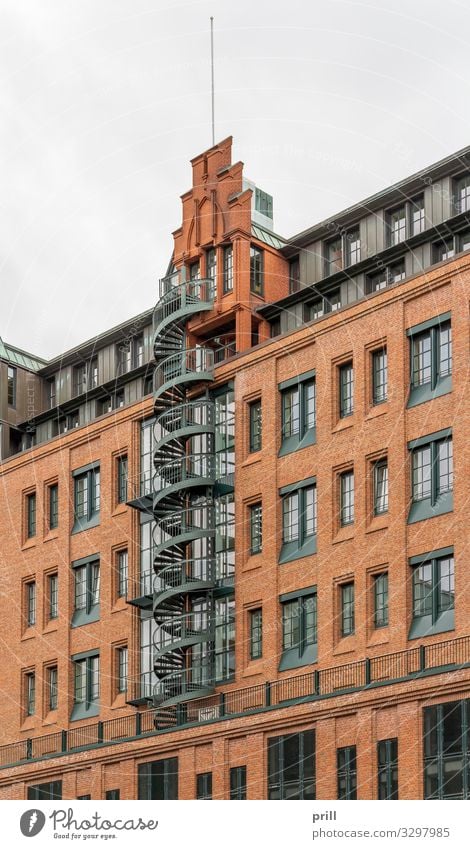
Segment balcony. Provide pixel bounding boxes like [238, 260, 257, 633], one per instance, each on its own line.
[154, 348, 214, 400]
[153, 453, 216, 508]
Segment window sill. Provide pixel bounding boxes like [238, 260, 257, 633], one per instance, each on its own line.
[111, 693, 128, 709]
[333, 526, 355, 544]
[366, 514, 389, 534]
[21, 538, 37, 551]
[408, 610, 454, 640]
[71, 702, 100, 722]
[241, 660, 265, 678]
[278, 428, 316, 458]
[332, 417, 354, 434]
[43, 710, 58, 726]
[20, 628, 37, 642]
[20, 716, 37, 732]
[111, 597, 128, 614]
[407, 492, 453, 524]
[279, 536, 317, 564]
[43, 530, 59, 543]
[332, 639, 357, 658]
[242, 555, 264, 572]
[71, 605, 100, 628]
[43, 621, 59, 634]
[72, 513, 100, 535]
[366, 630, 390, 649]
[365, 404, 388, 421]
[279, 644, 317, 672]
[111, 504, 128, 518]
[241, 454, 263, 468]
[407, 377, 452, 409]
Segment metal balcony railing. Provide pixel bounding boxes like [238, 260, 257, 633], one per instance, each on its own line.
[153, 663, 214, 706]
[153, 611, 233, 652]
[153, 453, 216, 494]
[155, 399, 215, 439]
[126, 571, 153, 603]
[154, 348, 214, 395]
[154, 278, 215, 332]
[153, 558, 216, 597]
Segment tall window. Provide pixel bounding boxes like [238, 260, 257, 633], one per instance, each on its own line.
[340, 583, 355, 636]
[411, 196, 425, 235]
[25, 671, 35, 716]
[7, 366, 16, 407]
[206, 247, 217, 289]
[305, 289, 341, 320]
[73, 363, 87, 396]
[250, 608, 262, 660]
[347, 228, 361, 265]
[73, 466, 100, 526]
[25, 581, 36, 627]
[373, 573, 389, 628]
[249, 399, 262, 452]
[339, 470, 354, 526]
[281, 590, 317, 669]
[250, 245, 264, 295]
[116, 342, 132, 375]
[408, 316, 452, 406]
[117, 646, 128, 693]
[378, 738, 398, 799]
[223, 245, 233, 293]
[454, 173, 470, 214]
[74, 654, 99, 708]
[230, 766, 247, 800]
[289, 256, 300, 293]
[280, 374, 316, 453]
[387, 205, 406, 245]
[280, 480, 317, 562]
[73, 559, 100, 621]
[409, 431, 453, 523]
[373, 459, 388, 515]
[249, 503, 262, 555]
[214, 595, 235, 682]
[48, 573, 58, 620]
[134, 335, 144, 368]
[47, 377, 56, 409]
[325, 236, 342, 274]
[140, 418, 155, 497]
[424, 700, 470, 799]
[117, 549, 128, 598]
[196, 772, 212, 800]
[48, 666, 58, 711]
[410, 549, 454, 638]
[49, 483, 59, 530]
[339, 362, 354, 418]
[138, 759, 178, 800]
[268, 730, 315, 799]
[372, 348, 387, 404]
[26, 492, 36, 538]
[337, 746, 357, 799]
[117, 455, 128, 504]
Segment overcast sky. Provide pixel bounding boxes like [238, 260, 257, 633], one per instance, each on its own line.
[2, 0, 470, 359]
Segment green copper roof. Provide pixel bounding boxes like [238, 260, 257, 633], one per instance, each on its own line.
[251, 222, 287, 250]
[0, 338, 47, 372]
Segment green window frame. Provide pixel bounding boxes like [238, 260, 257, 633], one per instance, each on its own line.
[49, 483, 59, 530]
[117, 455, 128, 504]
[424, 699, 470, 799]
[250, 245, 264, 296]
[138, 758, 178, 800]
[373, 459, 388, 515]
[372, 347, 387, 404]
[117, 646, 128, 693]
[105, 789, 120, 800]
[249, 502, 262, 554]
[230, 766, 247, 799]
[408, 429, 453, 524]
[7, 365, 16, 407]
[72, 652, 100, 719]
[339, 470, 354, 526]
[26, 492, 36, 538]
[28, 781, 62, 800]
[387, 205, 406, 246]
[48, 573, 58, 620]
[454, 173, 470, 213]
[72, 464, 100, 532]
[25, 671, 35, 716]
[206, 247, 217, 289]
[267, 730, 315, 800]
[339, 361, 354, 418]
[374, 573, 389, 628]
[249, 399, 262, 452]
[250, 608, 262, 660]
[378, 738, 398, 799]
[214, 595, 235, 683]
[48, 666, 58, 711]
[117, 549, 128, 598]
[279, 477, 317, 563]
[280, 586, 317, 671]
[409, 547, 454, 639]
[223, 244, 233, 293]
[337, 746, 357, 799]
[340, 582, 354, 637]
[72, 556, 100, 627]
[196, 772, 212, 800]
[407, 313, 452, 407]
[26, 580, 36, 627]
[279, 371, 316, 455]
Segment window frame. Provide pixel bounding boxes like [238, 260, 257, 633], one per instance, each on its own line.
[339, 469, 354, 526]
[249, 502, 262, 555]
[71, 651, 100, 720]
[279, 586, 318, 671]
[372, 347, 388, 405]
[26, 491, 36, 539]
[337, 745, 357, 799]
[72, 464, 100, 533]
[48, 573, 58, 621]
[48, 482, 59, 530]
[117, 454, 128, 504]
[223, 244, 233, 293]
[116, 549, 128, 598]
[230, 765, 247, 799]
[267, 730, 315, 800]
[196, 772, 212, 800]
[48, 665, 58, 711]
[249, 399, 262, 453]
[25, 670, 36, 716]
[25, 580, 36, 628]
[339, 361, 354, 418]
[373, 572, 389, 628]
[409, 546, 455, 639]
[279, 370, 316, 456]
[378, 738, 398, 799]
[250, 245, 264, 296]
[373, 458, 389, 516]
[117, 645, 128, 694]
[407, 313, 452, 407]
[249, 608, 263, 660]
[72, 555, 100, 627]
[423, 699, 470, 799]
[7, 365, 17, 407]
[408, 429, 453, 524]
[340, 582, 355, 637]
[279, 477, 317, 564]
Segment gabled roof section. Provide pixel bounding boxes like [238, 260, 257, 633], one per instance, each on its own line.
[251, 223, 287, 250]
[0, 338, 47, 372]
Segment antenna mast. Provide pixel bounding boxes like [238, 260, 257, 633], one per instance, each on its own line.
[210, 16, 215, 146]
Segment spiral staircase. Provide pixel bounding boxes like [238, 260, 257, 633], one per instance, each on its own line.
[152, 269, 218, 711]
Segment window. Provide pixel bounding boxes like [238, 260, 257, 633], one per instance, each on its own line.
[304, 289, 341, 320]
[289, 257, 300, 293]
[378, 738, 398, 799]
[189, 261, 200, 280]
[48, 573, 58, 620]
[223, 245, 233, 293]
[47, 377, 56, 409]
[140, 418, 155, 497]
[46, 482, 59, 531]
[28, 781, 62, 800]
[117, 455, 128, 504]
[105, 790, 120, 800]
[373, 459, 388, 515]
[280, 588, 317, 670]
[372, 347, 387, 404]
[340, 582, 355, 637]
[270, 317, 281, 337]
[72, 558, 100, 626]
[250, 608, 262, 660]
[249, 399, 262, 452]
[77, 795, 91, 800]
[249, 503, 262, 555]
[230, 766, 247, 799]
[25, 581, 36, 627]
[48, 666, 58, 711]
[325, 236, 342, 275]
[424, 699, 470, 799]
[339, 361, 354, 418]
[250, 245, 264, 295]
[337, 746, 357, 799]
[89, 358, 98, 387]
[25, 671, 35, 716]
[138, 758, 178, 800]
[134, 336, 144, 369]
[433, 236, 455, 263]
[117, 646, 128, 693]
[7, 365, 16, 407]
[206, 247, 217, 288]
[58, 410, 79, 433]
[117, 549, 128, 598]
[339, 470, 354, 526]
[408, 430, 453, 523]
[73, 465, 100, 531]
[454, 173, 470, 214]
[116, 342, 132, 375]
[196, 772, 212, 800]
[411, 196, 425, 235]
[73, 363, 87, 397]
[387, 205, 406, 245]
[408, 314, 452, 406]
[280, 478, 317, 563]
[373, 573, 389, 628]
[366, 268, 387, 293]
[214, 595, 235, 682]
[73, 653, 99, 717]
[346, 228, 361, 265]
[279, 371, 316, 455]
[26, 492, 36, 538]
[409, 547, 454, 639]
[268, 730, 315, 799]
[459, 230, 470, 252]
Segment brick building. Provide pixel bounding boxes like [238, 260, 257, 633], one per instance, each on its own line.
[0, 136, 469, 800]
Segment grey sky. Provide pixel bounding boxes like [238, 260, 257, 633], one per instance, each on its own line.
[2, 0, 470, 359]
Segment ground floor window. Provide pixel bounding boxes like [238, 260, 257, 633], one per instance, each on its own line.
[230, 765, 247, 799]
[28, 780, 62, 800]
[267, 729, 315, 799]
[138, 758, 178, 799]
[424, 699, 470, 799]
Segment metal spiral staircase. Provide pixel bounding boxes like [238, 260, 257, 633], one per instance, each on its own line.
[152, 269, 217, 710]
